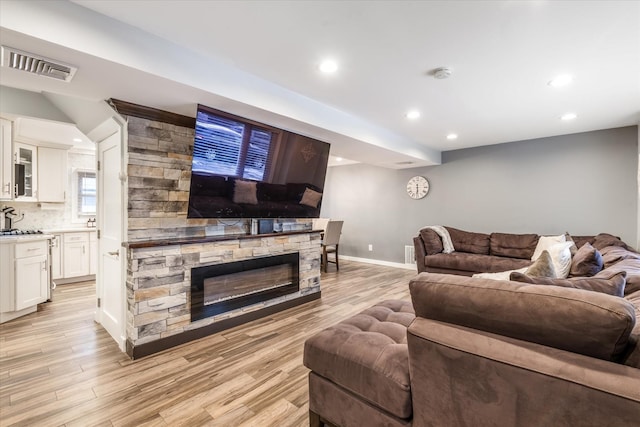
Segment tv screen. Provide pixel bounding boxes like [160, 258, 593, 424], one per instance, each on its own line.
[187, 104, 330, 219]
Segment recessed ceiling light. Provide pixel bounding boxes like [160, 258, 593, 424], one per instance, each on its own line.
[446, 133, 458, 140]
[73, 138, 82, 142]
[548, 74, 573, 87]
[561, 112, 577, 121]
[319, 59, 338, 73]
[406, 110, 420, 120]
[335, 157, 343, 162]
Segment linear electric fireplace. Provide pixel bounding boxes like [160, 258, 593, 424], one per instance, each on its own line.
[190, 252, 300, 322]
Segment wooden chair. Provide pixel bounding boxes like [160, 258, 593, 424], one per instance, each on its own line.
[321, 220, 343, 273]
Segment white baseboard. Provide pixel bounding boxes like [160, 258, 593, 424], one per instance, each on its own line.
[340, 255, 417, 271]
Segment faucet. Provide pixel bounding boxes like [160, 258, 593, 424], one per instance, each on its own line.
[1, 207, 24, 231]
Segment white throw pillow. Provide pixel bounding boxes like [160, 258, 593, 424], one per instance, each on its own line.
[547, 241, 574, 278]
[532, 234, 566, 261]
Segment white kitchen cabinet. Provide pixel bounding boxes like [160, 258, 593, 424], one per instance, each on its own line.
[15, 252, 48, 310]
[50, 234, 63, 280]
[63, 232, 90, 278]
[14, 142, 38, 201]
[38, 147, 67, 202]
[89, 231, 97, 275]
[0, 118, 12, 200]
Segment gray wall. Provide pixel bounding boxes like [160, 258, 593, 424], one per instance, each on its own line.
[321, 126, 639, 263]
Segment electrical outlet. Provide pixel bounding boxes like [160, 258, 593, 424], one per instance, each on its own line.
[368, 244, 373, 251]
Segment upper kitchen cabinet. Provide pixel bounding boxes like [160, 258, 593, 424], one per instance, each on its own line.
[14, 142, 38, 201]
[38, 147, 67, 202]
[0, 118, 12, 200]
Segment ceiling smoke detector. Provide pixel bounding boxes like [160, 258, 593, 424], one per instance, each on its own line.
[1, 46, 77, 82]
[433, 67, 452, 79]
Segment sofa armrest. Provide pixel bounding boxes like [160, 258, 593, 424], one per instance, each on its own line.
[407, 318, 640, 427]
[413, 236, 427, 273]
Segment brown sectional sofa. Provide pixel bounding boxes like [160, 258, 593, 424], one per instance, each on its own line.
[304, 228, 640, 426]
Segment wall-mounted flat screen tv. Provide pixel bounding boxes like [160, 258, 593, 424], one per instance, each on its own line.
[187, 104, 330, 219]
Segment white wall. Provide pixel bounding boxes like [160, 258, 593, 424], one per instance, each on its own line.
[322, 126, 639, 263]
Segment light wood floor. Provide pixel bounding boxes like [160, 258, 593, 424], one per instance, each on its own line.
[0, 261, 416, 426]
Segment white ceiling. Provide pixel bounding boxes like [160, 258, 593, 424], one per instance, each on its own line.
[1, 0, 639, 167]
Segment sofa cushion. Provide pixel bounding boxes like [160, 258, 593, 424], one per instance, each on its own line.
[622, 290, 640, 368]
[303, 300, 415, 419]
[592, 233, 631, 251]
[599, 246, 640, 268]
[490, 233, 539, 260]
[570, 242, 604, 277]
[509, 271, 626, 297]
[419, 228, 444, 255]
[597, 259, 640, 296]
[425, 253, 531, 274]
[409, 273, 636, 361]
[445, 227, 490, 255]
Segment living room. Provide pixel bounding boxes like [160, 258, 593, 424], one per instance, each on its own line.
[1, 1, 639, 426]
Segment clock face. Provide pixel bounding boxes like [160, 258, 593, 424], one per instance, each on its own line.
[406, 176, 429, 199]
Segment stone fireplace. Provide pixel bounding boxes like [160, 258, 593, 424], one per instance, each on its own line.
[191, 252, 300, 322]
[125, 231, 321, 358]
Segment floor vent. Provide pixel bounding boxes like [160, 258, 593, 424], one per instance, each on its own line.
[1, 46, 77, 82]
[405, 245, 416, 265]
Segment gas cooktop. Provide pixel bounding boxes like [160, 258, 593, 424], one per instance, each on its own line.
[0, 229, 43, 236]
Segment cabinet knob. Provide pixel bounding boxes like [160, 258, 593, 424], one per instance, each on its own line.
[108, 250, 119, 257]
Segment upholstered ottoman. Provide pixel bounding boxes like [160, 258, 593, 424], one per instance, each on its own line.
[303, 300, 416, 427]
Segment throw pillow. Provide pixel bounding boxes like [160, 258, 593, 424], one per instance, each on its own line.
[570, 242, 604, 277]
[532, 234, 566, 261]
[524, 250, 556, 277]
[509, 271, 627, 297]
[233, 180, 258, 205]
[547, 241, 573, 278]
[565, 232, 578, 256]
[299, 187, 323, 208]
[419, 228, 444, 255]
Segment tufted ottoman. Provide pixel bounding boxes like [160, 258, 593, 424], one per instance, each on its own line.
[303, 300, 416, 427]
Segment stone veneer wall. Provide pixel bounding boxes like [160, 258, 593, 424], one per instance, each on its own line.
[120, 108, 320, 354]
[126, 232, 321, 346]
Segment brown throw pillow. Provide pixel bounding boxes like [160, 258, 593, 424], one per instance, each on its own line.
[525, 250, 556, 278]
[570, 242, 604, 277]
[509, 271, 627, 297]
[565, 232, 578, 256]
[233, 180, 258, 205]
[299, 187, 322, 208]
[419, 228, 444, 255]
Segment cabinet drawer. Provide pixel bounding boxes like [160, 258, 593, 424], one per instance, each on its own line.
[64, 232, 89, 244]
[15, 240, 48, 258]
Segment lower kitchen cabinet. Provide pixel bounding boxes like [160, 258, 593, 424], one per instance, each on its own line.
[1, 237, 50, 323]
[63, 232, 90, 278]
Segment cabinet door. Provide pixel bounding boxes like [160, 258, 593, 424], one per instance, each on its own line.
[89, 232, 97, 275]
[64, 232, 90, 278]
[0, 118, 12, 200]
[15, 254, 48, 310]
[38, 147, 67, 202]
[14, 143, 37, 201]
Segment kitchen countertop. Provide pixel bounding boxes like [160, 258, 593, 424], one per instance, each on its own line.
[0, 233, 54, 243]
[43, 227, 97, 233]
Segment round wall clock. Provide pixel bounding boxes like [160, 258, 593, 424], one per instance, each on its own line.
[406, 176, 429, 199]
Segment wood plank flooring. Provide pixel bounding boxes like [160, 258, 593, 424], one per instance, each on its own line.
[0, 261, 416, 426]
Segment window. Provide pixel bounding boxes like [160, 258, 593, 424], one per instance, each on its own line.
[192, 110, 275, 180]
[76, 171, 96, 216]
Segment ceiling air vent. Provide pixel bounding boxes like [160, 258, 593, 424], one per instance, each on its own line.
[1, 46, 77, 82]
